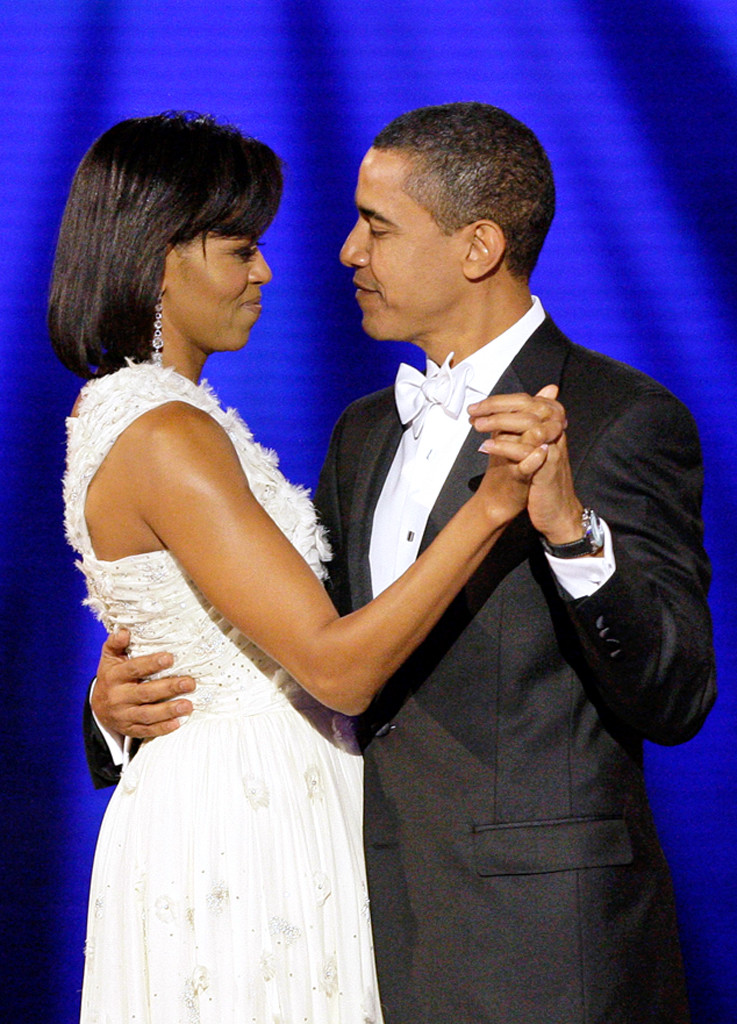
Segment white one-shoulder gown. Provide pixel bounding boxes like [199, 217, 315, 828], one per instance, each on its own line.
[64, 362, 382, 1024]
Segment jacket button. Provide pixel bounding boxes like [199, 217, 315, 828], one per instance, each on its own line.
[375, 723, 396, 738]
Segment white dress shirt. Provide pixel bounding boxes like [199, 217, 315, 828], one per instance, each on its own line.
[369, 297, 615, 597]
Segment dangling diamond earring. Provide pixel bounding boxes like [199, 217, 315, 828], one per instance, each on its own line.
[151, 298, 163, 365]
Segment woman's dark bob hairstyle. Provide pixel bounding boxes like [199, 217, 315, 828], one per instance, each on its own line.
[48, 112, 283, 378]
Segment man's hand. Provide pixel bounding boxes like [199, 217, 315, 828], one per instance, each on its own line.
[469, 385, 585, 545]
[92, 628, 195, 739]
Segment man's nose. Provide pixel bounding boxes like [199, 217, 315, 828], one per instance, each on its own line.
[339, 222, 368, 267]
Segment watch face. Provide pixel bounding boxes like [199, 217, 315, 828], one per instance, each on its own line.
[584, 509, 605, 549]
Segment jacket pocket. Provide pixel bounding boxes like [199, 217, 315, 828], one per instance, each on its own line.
[472, 815, 633, 876]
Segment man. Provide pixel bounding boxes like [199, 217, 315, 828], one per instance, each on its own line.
[86, 104, 715, 1023]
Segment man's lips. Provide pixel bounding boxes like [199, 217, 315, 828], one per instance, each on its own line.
[353, 278, 378, 295]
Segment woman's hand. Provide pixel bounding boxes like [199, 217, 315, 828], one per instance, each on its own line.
[469, 385, 566, 523]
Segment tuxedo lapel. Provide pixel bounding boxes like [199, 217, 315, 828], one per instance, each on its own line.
[347, 401, 403, 607]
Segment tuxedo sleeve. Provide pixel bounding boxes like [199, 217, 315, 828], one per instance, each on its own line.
[83, 681, 122, 789]
[565, 387, 716, 744]
[314, 410, 354, 617]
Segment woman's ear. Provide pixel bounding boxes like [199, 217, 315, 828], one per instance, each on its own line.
[462, 221, 506, 280]
[160, 245, 177, 295]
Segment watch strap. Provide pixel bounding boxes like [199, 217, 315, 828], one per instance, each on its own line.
[540, 508, 604, 558]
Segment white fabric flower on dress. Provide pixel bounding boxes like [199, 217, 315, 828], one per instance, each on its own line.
[121, 764, 139, 793]
[183, 965, 210, 1024]
[269, 916, 302, 946]
[191, 965, 210, 992]
[319, 955, 338, 996]
[205, 882, 229, 914]
[260, 951, 276, 982]
[191, 686, 217, 711]
[304, 764, 324, 800]
[243, 775, 270, 809]
[155, 895, 176, 924]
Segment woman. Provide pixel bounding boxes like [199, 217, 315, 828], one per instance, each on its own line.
[50, 112, 559, 1023]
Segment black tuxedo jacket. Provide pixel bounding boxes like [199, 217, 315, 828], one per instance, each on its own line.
[314, 318, 716, 1024]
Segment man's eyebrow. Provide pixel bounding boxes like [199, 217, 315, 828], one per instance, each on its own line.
[357, 204, 397, 227]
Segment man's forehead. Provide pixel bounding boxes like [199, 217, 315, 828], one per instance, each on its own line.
[354, 148, 418, 215]
[358, 146, 414, 181]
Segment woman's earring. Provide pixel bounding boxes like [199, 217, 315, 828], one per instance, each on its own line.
[151, 298, 163, 365]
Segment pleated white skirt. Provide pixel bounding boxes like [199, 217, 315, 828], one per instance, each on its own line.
[80, 702, 383, 1024]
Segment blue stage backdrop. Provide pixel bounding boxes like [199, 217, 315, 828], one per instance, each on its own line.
[1, 2, 735, 1020]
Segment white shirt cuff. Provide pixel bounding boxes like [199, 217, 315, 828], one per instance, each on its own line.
[545, 519, 616, 600]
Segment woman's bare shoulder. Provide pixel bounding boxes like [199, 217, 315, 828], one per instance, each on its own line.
[114, 400, 241, 484]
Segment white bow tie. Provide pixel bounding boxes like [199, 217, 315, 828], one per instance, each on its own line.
[394, 353, 474, 438]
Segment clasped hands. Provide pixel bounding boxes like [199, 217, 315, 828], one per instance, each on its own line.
[469, 384, 583, 544]
[91, 386, 583, 742]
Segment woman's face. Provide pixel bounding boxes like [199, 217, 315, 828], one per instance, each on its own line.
[160, 234, 272, 379]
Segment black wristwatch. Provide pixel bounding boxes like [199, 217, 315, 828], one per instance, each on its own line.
[540, 508, 605, 558]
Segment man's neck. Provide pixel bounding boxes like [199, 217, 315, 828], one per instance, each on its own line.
[424, 281, 534, 366]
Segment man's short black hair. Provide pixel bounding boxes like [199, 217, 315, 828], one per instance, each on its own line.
[373, 102, 555, 279]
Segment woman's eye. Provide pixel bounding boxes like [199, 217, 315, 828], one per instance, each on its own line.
[233, 242, 261, 261]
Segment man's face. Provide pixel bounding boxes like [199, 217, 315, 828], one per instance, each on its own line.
[340, 148, 469, 357]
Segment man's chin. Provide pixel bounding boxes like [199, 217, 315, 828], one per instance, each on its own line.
[359, 313, 397, 341]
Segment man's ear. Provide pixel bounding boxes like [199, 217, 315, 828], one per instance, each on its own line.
[462, 221, 506, 280]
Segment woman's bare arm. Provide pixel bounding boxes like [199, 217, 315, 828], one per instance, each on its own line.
[87, 393, 562, 715]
